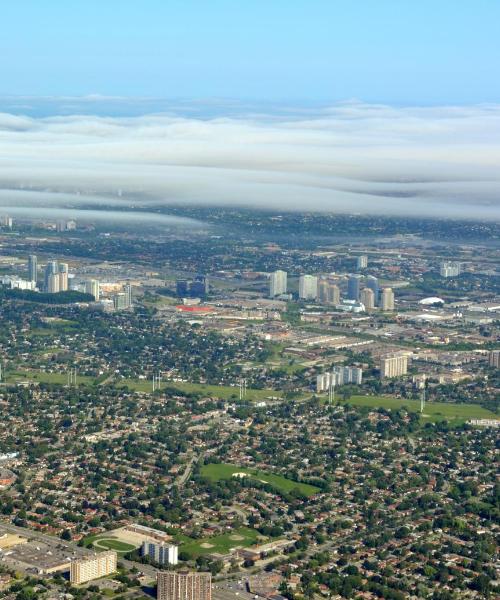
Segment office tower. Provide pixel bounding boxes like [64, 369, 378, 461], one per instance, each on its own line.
[70, 551, 117, 585]
[56, 219, 66, 232]
[347, 274, 362, 301]
[298, 275, 318, 300]
[142, 541, 178, 565]
[28, 255, 38, 283]
[488, 350, 500, 368]
[85, 279, 100, 301]
[269, 270, 287, 297]
[360, 287, 375, 310]
[440, 261, 462, 278]
[176, 279, 189, 297]
[124, 283, 133, 307]
[44, 260, 58, 290]
[380, 287, 395, 311]
[380, 353, 408, 378]
[365, 275, 379, 305]
[157, 571, 211, 600]
[58, 263, 68, 292]
[357, 255, 368, 269]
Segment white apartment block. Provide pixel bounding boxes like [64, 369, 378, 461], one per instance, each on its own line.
[299, 274, 318, 300]
[380, 353, 408, 379]
[269, 270, 287, 297]
[142, 540, 178, 565]
[70, 551, 117, 585]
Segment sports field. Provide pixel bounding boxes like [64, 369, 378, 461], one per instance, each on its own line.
[200, 463, 320, 496]
[93, 538, 136, 554]
[179, 526, 261, 559]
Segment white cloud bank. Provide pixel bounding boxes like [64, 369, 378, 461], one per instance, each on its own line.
[0, 101, 499, 222]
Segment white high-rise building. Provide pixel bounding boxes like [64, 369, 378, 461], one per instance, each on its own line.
[142, 541, 178, 565]
[357, 255, 368, 269]
[269, 270, 287, 297]
[70, 551, 117, 585]
[85, 279, 100, 301]
[299, 274, 318, 300]
[380, 288, 395, 311]
[380, 353, 408, 379]
[360, 288, 375, 310]
[440, 261, 462, 278]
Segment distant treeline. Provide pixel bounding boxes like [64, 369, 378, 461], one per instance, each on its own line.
[0, 287, 94, 304]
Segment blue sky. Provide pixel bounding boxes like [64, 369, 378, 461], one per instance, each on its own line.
[1, 1, 500, 104]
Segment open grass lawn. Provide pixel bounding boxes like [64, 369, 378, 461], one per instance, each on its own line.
[179, 526, 261, 558]
[6, 370, 95, 386]
[339, 395, 498, 423]
[121, 379, 283, 401]
[200, 463, 320, 496]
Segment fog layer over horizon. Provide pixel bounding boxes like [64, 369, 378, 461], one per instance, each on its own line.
[0, 101, 499, 223]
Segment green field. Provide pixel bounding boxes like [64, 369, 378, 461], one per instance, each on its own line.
[93, 538, 136, 554]
[200, 463, 320, 496]
[179, 526, 261, 558]
[5, 370, 95, 386]
[121, 379, 283, 401]
[337, 395, 498, 423]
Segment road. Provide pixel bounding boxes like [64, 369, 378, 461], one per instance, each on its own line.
[175, 454, 198, 487]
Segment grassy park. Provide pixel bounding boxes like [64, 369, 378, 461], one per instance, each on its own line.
[336, 394, 498, 423]
[178, 527, 262, 559]
[122, 379, 283, 401]
[200, 463, 320, 496]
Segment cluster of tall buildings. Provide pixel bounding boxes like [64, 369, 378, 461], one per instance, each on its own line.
[157, 571, 211, 600]
[316, 366, 363, 392]
[268, 269, 394, 311]
[56, 219, 77, 232]
[440, 261, 462, 278]
[176, 275, 209, 298]
[44, 260, 69, 293]
[112, 283, 133, 310]
[0, 215, 13, 228]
